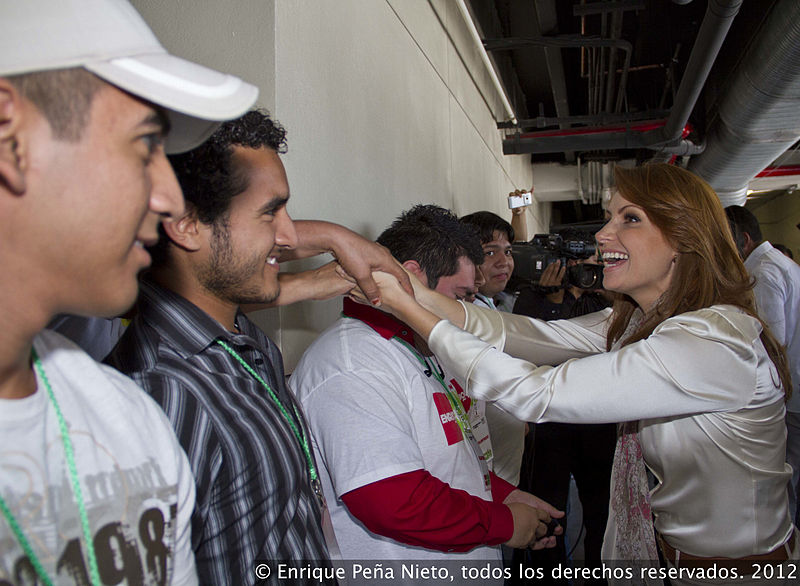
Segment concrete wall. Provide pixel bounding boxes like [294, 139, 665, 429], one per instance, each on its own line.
[751, 192, 800, 261]
[131, 0, 545, 370]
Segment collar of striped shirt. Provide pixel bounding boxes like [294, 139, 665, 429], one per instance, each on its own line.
[136, 278, 252, 358]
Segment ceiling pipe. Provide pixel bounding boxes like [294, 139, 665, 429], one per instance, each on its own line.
[604, 9, 624, 114]
[484, 35, 632, 56]
[535, 0, 575, 163]
[655, 137, 706, 156]
[649, 137, 707, 163]
[454, 0, 518, 125]
[502, 0, 742, 155]
[658, 0, 741, 143]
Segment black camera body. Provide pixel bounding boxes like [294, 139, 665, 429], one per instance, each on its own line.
[509, 233, 604, 290]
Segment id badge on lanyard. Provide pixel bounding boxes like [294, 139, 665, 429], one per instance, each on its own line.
[395, 337, 494, 490]
[457, 396, 493, 491]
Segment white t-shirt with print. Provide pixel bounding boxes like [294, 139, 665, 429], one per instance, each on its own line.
[291, 317, 500, 564]
[0, 330, 197, 585]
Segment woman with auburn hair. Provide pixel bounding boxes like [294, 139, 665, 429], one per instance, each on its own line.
[357, 164, 796, 583]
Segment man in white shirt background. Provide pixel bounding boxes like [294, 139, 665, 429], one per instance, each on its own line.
[726, 205, 800, 523]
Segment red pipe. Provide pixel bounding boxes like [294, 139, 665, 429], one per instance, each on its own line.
[756, 165, 800, 178]
[518, 120, 694, 140]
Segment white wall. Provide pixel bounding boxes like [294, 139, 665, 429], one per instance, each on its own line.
[132, 0, 546, 370]
[133, 0, 277, 112]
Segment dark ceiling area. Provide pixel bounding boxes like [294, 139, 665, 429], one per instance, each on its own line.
[468, 0, 800, 226]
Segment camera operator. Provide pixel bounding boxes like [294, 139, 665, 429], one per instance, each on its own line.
[513, 256, 610, 320]
[511, 256, 616, 585]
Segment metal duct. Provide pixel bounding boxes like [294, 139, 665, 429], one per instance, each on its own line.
[502, 0, 741, 155]
[689, 0, 800, 207]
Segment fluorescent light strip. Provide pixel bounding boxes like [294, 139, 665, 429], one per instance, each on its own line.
[455, 0, 518, 125]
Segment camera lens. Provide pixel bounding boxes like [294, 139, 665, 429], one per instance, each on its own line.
[567, 265, 603, 289]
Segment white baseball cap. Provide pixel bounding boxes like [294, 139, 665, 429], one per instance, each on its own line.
[1, 0, 259, 153]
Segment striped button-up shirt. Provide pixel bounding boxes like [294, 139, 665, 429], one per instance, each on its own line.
[107, 279, 330, 585]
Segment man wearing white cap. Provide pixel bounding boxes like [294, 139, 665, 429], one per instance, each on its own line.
[0, 0, 258, 583]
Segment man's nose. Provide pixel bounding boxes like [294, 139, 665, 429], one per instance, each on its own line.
[149, 150, 185, 220]
[275, 208, 299, 250]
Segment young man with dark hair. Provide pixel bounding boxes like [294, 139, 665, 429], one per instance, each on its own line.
[106, 109, 410, 584]
[460, 211, 516, 310]
[376, 205, 486, 293]
[725, 205, 800, 524]
[0, 0, 258, 582]
[291, 205, 561, 574]
[459, 211, 527, 491]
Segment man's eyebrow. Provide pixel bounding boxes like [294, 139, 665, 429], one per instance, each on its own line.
[257, 196, 290, 215]
[141, 109, 171, 137]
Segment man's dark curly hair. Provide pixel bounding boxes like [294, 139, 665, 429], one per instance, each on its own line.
[150, 109, 287, 266]
[169, 109, 287, 224]
[459, 211, 514, 244]
[377, 205, 484, 289]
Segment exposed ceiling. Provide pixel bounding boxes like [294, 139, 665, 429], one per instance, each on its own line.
[468, 0, 800, 226]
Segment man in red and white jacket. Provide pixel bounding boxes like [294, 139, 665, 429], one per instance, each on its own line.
[291, 205, 562, 576]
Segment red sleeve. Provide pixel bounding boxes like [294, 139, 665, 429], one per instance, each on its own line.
[340, 469, 513, 552]
[489, 471, 517, 503]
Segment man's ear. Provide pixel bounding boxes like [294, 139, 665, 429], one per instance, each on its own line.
[162, 212, 204, 252]
[0, 79, 27, 195]
[402, 260, 428, 287]
[474, 266, 486, 289]
[741, 231, 756, 258]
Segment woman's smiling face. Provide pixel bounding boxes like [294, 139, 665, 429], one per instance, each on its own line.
[596, 192, 678, 311]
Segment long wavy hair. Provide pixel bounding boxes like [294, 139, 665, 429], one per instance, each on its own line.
[605, 164, 791, 399]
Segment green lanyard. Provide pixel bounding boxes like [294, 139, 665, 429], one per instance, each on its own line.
[215, 340, 324, 506]
[394, 338, 473, 435]
[0, 349, 101, 586]
[392, 337, 492, 490]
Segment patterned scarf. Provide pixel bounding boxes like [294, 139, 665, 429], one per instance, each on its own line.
[609, 420, 659, 561]
[603, 312, 662, 584]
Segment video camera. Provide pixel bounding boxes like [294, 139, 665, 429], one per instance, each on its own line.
[509, 232, 604, 290]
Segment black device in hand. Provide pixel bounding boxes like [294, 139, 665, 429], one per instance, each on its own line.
[545, 518, 561, 537]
